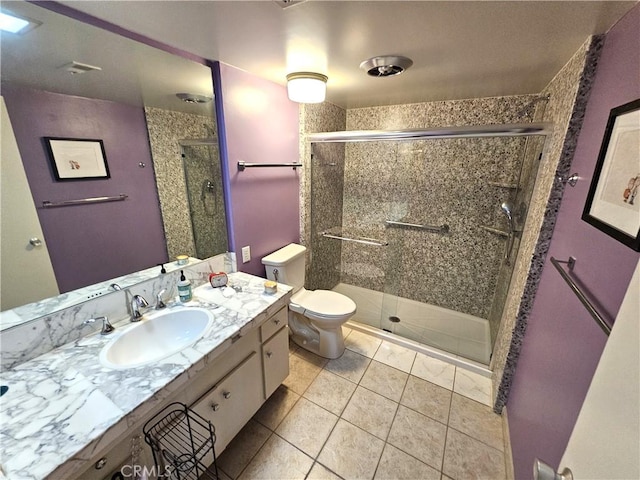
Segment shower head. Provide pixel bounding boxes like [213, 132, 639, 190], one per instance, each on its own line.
[500, 202, 514, 223]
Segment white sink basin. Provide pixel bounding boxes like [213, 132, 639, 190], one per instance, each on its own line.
[99, 308, 214, 369]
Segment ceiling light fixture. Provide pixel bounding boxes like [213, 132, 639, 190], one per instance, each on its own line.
[0, 10, 41, 35]
[286, 72, 328, 104]
[360, 55, 413, 77]
[176, 93, 213, 104]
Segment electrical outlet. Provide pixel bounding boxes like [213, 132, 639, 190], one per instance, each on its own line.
[241, 246, 251, 263]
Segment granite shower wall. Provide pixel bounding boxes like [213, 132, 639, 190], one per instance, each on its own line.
[181, 144, 228, 259]
[302, 96, 541, 343]
[299, 102, 347, 290]
[144, 107, 223, 260]
[492, 36, 603, 412]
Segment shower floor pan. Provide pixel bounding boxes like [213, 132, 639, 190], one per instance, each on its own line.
[333, 283, 491, 365]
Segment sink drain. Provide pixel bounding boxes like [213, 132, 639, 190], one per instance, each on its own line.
[388, 316, 401, 323]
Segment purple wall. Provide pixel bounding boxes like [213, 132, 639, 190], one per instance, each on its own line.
[508, 6, 640, 479]
[3, 84, 167, 292]
[216, 63, 300, 276]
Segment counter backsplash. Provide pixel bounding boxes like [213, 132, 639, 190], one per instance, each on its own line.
[0, 253, 236, 370]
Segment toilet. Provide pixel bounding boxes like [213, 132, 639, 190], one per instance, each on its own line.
[262, 243, 356, 359]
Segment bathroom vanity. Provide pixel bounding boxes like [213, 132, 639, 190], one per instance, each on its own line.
[0, 272, 292, 480]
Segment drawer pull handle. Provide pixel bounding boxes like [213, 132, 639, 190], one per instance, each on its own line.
[223, 391, 232, 399]
[211, 403, 220, 411]
[274, 319, 281, 325]
[266, 351, 273, 358]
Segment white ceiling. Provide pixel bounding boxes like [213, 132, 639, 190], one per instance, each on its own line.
[52, 0, 636, 109]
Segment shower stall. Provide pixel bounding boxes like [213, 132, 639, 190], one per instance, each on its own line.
[307, 125, 549, 365]
[179, 139, 228, 259]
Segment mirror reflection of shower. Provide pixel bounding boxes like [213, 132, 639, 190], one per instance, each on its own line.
[180, 138, 227, 259]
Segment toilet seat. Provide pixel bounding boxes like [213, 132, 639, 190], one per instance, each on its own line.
[291, 289, 356, 319]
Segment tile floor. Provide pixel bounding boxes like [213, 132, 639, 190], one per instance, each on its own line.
[217, 328, 506, 480]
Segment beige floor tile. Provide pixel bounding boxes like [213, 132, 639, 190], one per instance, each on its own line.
[253, 384, 300, 431]
[453, 369, 492, 406]
[345, 330, 382, 358]
[318, 419, 385, 480]
[304, 370, 357, 415]
[307, 462, 344, 480]
[237, 434, 313, 480]
[360, 360, 409, 402]
[442, 429, 506, 480]
[217, 420, 271, 479]
[283, 352, 323, 394]
[411, 353, 456, 390]
[325, 348, 371, 383]
[448, 394, 504, 451]
[387, 405, 447, 470]
[400, 375, 452, 424]
[373, 341, 416, 373]
[341, 386, 398, 440]
[294, 347, 330, 369]
[374, 443, 440, 480]
[276, 397, 338, 458]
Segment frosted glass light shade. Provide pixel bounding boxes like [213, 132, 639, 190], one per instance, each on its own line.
[286, 72, 328, 103]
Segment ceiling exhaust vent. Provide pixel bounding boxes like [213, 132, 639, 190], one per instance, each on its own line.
[60, 61, 102, 75]
[273, 0, 307, 9]
[360, 55, 413, 77]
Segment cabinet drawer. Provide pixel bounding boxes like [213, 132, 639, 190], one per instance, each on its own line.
[262, 326, 290, 399]
[260, 306, 288, 342]
[191, 351, 262, 455]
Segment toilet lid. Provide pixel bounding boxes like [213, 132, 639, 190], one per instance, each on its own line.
[295, 290, 356, 318]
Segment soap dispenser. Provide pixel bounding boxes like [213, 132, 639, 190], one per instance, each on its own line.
[177, 270, 192, 302]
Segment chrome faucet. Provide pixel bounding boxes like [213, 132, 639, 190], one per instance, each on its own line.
[83, 316, 115, 335]
[131, 294, 150, 321]
[155, 289, 167, 310]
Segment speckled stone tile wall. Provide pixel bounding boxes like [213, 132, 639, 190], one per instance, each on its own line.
[144, 107, 222, 260]
[339, 96, 539, 322]
[182, 144, 228, 258]
[491, 36, 603, 412]
[300, 103, 346, 290]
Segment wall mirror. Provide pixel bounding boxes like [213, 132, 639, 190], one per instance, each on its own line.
[0, 1, 229, 328]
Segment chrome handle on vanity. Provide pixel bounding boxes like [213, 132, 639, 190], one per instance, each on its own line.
[211, 403, 220, 412]
[273, 318, 281, 325]
[266, 351, 273, 358]
[29, 237, 43, 247]
[223, 391, 232, 399]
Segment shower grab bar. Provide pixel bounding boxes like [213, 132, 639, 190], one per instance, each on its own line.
[41, 194, 128, 208]
[320, 232, 388, 247]
[385, 220, 450, 234]
[550, 256, 611, 336]
[237, 161, 302, 171]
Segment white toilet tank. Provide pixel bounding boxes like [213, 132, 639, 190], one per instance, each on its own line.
[261, 243, 307, 290]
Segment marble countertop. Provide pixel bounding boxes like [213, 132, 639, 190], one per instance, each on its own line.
[0, 272, 292, 480]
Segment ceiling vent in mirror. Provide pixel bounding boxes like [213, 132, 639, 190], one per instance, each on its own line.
[360, 55, 413, 77]
[176, 93, 212, 104]
[60, 61, 102, 75]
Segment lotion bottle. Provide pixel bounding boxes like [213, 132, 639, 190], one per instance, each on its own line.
[177, 270, 192, 302]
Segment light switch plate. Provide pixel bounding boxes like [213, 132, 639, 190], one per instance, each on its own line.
[241, 246, 251, 263]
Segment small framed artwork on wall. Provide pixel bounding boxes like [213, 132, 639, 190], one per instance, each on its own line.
[582, 98, 640, 251]
[44, 137, 110, 181]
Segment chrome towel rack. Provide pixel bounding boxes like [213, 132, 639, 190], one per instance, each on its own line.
[237, 161, 302, 171]
[42, 194, 128, 208]
[385, 220, 450, 234]
[321, 232, 388, 247]
[550, 256, 611, 336]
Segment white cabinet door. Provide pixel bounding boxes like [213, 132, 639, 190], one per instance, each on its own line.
[262, 326, 290, 399]
[558, 260, 639, 479]
[191, 351, 263, 455]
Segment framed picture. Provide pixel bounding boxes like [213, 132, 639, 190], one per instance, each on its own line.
[44, 137, 110, 181]
[582, 99, 640, 251]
